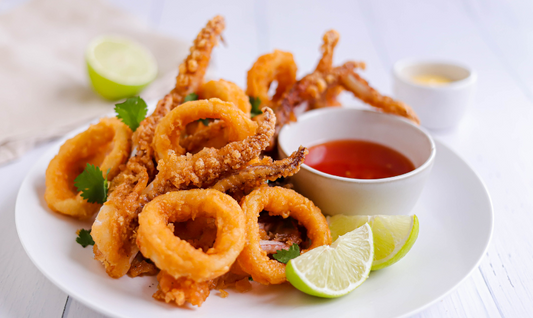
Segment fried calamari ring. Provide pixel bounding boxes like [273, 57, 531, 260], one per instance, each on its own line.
[153, 98, 257, 162]
[237, 187, 331, 285]
[199, 79, 251, 114]
[45, 117, 132, 219]
[137, 189, 246, 282]
[181, 80, 253, 152]
[92, 16, 225, 279]
[246, 50, 297, 109]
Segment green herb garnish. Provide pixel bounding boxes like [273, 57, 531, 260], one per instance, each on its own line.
[76, 229, 95, 248]
[249, 96, 263, 118]
[184, 92, 198, 102]
[74, 164, 108, 204]
[272, 243, 300, 264]
[115, 96, 148, 132]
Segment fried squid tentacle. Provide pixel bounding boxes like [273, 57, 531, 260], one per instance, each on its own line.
[274, 28, 418, 134]
[148, 107, 276, 198]
[171, 15, 226, 104]
[210, 146, 308, 194]
[314, 30, 339, 73]
[92, 16, 226, 279]
[340, 70, 420, 124]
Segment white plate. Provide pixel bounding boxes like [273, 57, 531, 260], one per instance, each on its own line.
[15, 135, 493, 318]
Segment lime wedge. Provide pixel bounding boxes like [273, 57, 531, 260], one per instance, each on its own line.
[86, 35, 157, 100]
[286, 223, 373, 298]
[328, 214, 419, 270]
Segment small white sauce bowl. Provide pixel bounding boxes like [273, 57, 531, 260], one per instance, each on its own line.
[278, 108, 436, 216]
[393, 59, 477, 130]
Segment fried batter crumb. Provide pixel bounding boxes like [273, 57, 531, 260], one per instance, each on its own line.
[218, 289, 229, 298]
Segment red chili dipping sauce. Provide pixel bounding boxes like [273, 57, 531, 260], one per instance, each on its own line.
[304, 139, 415, 179]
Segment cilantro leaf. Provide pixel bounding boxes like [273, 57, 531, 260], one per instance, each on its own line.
[249, 96, 263, 118]
[74, 164, 108, 204]
[76, 229, 95, 248]
[184, 93, 198, 103]
[198, 118, 210, 126]
[115, 96, 148, 132]
[272, 243, 300, 264]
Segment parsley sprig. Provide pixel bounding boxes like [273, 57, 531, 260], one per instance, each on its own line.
[74, 164, 109, 204]
[184, 92, 198, 102]
[115, 96, 148, 132]
[76, 229, 95, 248]
[272, 243, 300, 264]
[249, 96, 262, 118]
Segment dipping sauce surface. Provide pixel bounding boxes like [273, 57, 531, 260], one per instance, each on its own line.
[411, 74, 452, 86]
[305, 139, 415, 179]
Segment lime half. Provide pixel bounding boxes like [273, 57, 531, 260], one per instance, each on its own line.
[86, 35, 157, 100]
[286, 223, 373, 298]
[328, 214, 419, 270]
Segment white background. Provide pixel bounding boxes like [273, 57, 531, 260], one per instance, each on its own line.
[1, 0, 532, 317]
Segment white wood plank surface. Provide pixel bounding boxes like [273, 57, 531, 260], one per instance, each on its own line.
[0, 144, 68, 318]
[1, 0, 532, 317]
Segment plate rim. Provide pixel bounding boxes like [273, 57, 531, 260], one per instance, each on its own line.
[15, 134, 494, 318]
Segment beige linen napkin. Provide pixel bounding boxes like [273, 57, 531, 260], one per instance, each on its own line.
[0, 0, 189, 165]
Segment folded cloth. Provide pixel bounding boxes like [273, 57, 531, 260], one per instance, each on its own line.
[0, 0, 190, 165]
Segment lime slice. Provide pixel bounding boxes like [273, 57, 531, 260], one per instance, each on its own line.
[86, 35, 157, 100]
[286, 223, 373, 298]
[328, 214, 419, 270]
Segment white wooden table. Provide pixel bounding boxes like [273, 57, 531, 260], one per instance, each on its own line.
[1, 0, 532, 317]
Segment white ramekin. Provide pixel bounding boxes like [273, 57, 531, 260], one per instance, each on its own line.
[393, 59, 477, 130]
[278, 108, 435, 216]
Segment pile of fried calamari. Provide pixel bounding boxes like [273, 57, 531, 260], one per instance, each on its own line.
[44, 16, 419, 307]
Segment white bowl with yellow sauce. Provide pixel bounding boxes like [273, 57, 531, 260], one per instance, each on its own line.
[393, 59, 477, 130]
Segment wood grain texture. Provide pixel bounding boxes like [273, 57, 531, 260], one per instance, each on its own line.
[1, 0, 532, 317]
[0, 144, 68, 318]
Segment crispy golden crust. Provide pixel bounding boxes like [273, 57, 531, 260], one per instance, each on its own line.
[275, 29, 418, 134]
[127, 253, 159, 277]
[180, 120, 227, 153]
[314, 30, 339, 73]
[246, 50, 297, 109]
[237, 187, 331, 285]
[199, 79, 252, 114]
[152, 99, 257, 163]
[92, 16, 226, 279]
[171, 15, 226, 103]
[44, 117, 132, 219]
[153, 271, 212, 307]
[137, 190, 246, 281]
[148, 107, 275, 196]
[210, 146, 308, 195]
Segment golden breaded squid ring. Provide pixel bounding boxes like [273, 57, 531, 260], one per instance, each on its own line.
[237, 186, 332, 285]
[137, 189, 246, 282]
[199, 79, 252, 114]
[182, 80, 253, 152]
[246, 50, 297, 109]
[152, 98, 257, 162]
[44, 118, 132, 219]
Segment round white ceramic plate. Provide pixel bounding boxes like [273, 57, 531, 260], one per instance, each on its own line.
[15, 134, 493, 318]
